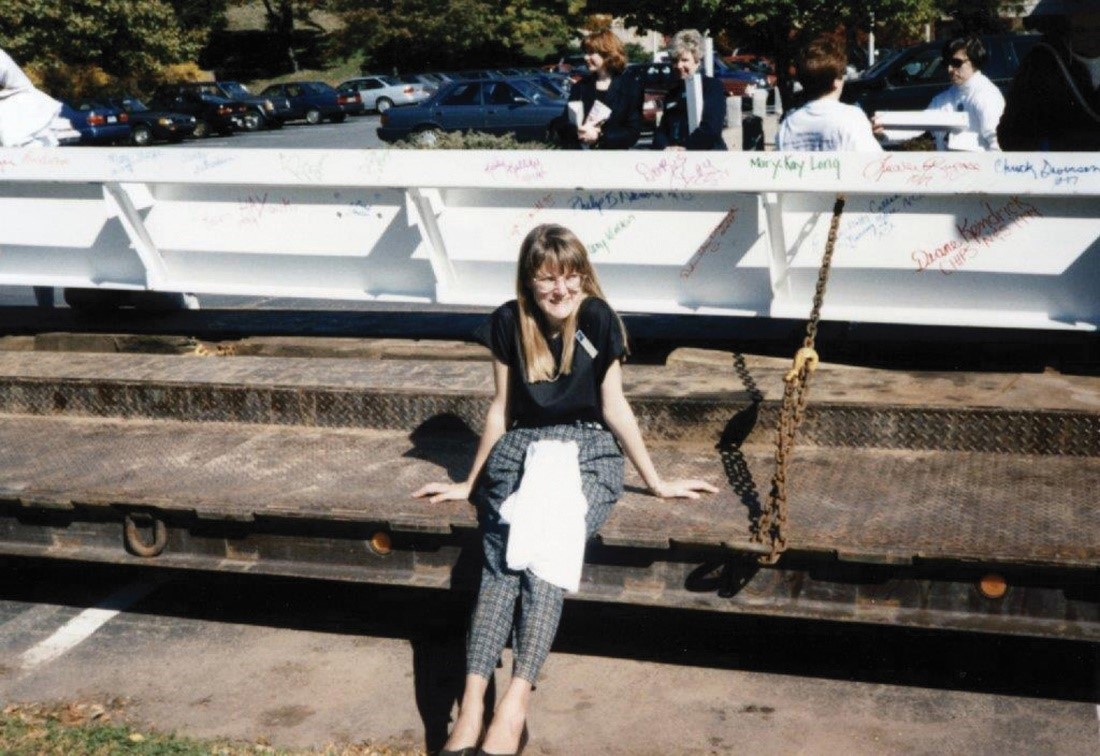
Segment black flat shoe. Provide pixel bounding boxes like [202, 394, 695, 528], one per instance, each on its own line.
[438, 748, 476, 756]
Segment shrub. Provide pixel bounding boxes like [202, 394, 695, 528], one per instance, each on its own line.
[158, 62, 209, 83]
[391, 130, 556, 150]
[36, 63, 114, 100]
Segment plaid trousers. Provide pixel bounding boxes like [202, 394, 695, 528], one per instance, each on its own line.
[466, 422, 623, 683]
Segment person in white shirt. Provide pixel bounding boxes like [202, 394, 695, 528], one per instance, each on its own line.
[777, 36, 882, 152]
[0, 47, 62, 148]
[925, 36, 1005, 150]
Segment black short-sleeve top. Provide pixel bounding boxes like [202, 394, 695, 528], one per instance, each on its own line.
[475, 297, 626, 428]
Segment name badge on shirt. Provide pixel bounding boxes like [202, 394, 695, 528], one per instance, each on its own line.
[575, 329, 598, 359]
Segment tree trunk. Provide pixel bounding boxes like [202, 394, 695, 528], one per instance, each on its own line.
[260, 0, 298, 73]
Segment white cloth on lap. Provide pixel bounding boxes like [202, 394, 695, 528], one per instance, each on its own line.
[498, 439, 589, 592]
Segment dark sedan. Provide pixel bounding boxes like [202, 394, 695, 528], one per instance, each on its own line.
[102, 97, 196, 145]
[60, 100, 131, 145]
[377, 78, 563, 143]
[149, 85, 247, 137]
[840, 33, 1040, 116]
[260, 81, 347, 124]
[217, 80, 291, 129]
[334, 83, 366, 116]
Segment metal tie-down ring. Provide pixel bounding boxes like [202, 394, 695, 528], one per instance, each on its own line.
[123, 513, 168, 557]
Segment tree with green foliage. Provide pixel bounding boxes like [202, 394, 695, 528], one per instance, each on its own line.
[332, 0, 586, 72]
[249, 0, 330, 72]
[588, 0, 742, 38]
[945, 0, 1027, 33]
[0, 0, 202, 96]
[168, 0, 229, 34]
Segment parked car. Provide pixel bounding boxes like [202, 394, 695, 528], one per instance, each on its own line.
[554, 54, 589, 82]
[149, 82, 285, 131]
[727, 53, 777, 84]
[625, 62, 682, 131]
[149, 84, 248, 137]
[399, 73, 441, 95]
[444, 69, 500, 81]
[533, 72, 572, 99]
[259, 81, 347, 124]
[711, 55, 769, 98]
[847, 48, 894, 79]
[101, 96, 196, 145]
[841, 33, 1040, 115]
[377, 78, 564, 144]
[419, 72, 454, 86]
[338, 75, 430, 113]
[60, 100, 131, 144]
[334, 84, 366, 116]
[626, 57, 768, 128]
[215, 80, 291, 129]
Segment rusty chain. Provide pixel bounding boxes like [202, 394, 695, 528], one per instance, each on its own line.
[752, 194, 846, 565]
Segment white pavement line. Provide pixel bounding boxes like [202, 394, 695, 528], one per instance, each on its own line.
[18, 579, 163, 671]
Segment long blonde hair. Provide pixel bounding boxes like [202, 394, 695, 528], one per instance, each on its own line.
[516, 224, 628, 383]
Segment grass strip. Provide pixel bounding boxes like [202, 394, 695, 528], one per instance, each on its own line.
[1, 701, 423, 756]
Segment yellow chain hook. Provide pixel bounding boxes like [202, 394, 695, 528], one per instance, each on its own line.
[785, 347, 819, 383]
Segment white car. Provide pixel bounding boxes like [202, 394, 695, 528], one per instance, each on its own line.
[338, 75, 430, 113]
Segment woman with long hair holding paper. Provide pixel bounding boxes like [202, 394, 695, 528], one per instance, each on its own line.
[414, 224, 715, 755]
[551, 28, 642, 149]
[652, 29, 728, 151]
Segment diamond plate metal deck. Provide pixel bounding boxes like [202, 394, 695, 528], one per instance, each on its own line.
[0, 352, 1097, 454]
[1, 414, 1096, 569]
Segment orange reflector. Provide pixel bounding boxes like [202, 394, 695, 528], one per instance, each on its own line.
[369, 531, 392, 555]
[978, 573, 1007, 599]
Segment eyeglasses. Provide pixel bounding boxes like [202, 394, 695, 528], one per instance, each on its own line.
[944, 57, 969, 69]
[531, 272, 582, 292]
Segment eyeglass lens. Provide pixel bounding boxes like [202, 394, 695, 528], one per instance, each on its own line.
[945, 57, 968, 68]
[534, 273, 580, 291]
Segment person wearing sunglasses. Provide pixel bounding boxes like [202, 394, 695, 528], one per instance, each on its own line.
[923, 36, 1005, 151]
[999, 0, 1100, 151]
[415, 224, 716, 756]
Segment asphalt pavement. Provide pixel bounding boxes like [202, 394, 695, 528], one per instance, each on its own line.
[1, 559, 1097, 755]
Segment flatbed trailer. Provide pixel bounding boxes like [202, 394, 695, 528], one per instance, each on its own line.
[0, 345, 1095, 641]
[1, 145, 1097, 641]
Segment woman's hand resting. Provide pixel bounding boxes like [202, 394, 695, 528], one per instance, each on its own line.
[649, 479, 719, 499]
[412, 480, 472, 505]
[577, 123, 601, 144]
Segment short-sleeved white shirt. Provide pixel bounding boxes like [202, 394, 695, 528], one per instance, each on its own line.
[777, 98, 882, 152]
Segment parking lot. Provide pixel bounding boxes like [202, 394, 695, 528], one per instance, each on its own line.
[2, 558, 1097, 755]
[62, 99, 780, 152]
[167, 110, 390, 150]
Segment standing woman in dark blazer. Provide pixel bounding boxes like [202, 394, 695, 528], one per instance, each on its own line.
[551, 28, 642, 149]
[652, 29, 728, 151]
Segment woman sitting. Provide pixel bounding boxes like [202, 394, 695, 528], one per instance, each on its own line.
[415, 224, 716, 755]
